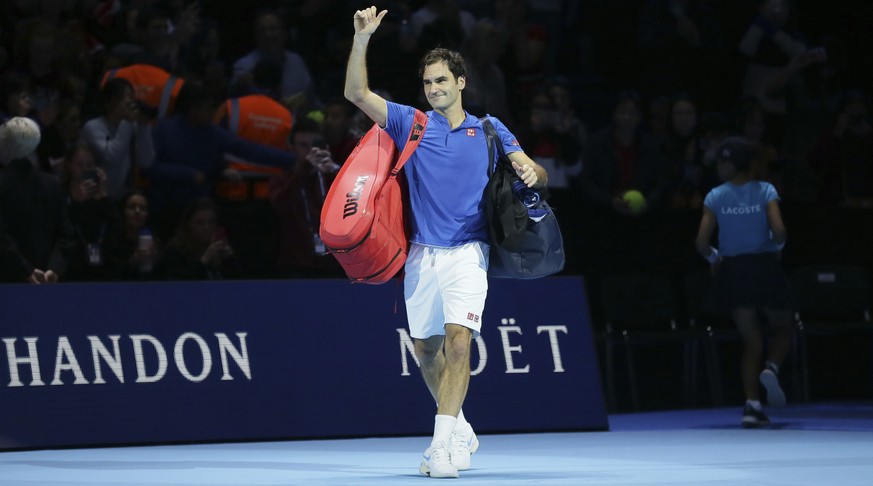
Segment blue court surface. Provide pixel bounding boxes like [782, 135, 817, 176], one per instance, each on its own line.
[2, 402, 872, 485]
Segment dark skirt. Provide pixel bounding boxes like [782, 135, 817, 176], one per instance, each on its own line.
[709, 252, 792, 312]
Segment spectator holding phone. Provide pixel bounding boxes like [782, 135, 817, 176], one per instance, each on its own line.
[81, 77, 155, 201]
[156, 197, 242, 280]
[61, 143, 114, 281]
[270, 118, 342, 277]
[101, 189, 161, 281]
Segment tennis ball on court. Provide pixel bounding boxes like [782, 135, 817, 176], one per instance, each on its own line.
[622, 189, 647, 214]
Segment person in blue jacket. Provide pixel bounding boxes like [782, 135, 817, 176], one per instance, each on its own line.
[344, 6, 548, 479]
[695, 136, 792, 428]
[146, 82, 295, 240]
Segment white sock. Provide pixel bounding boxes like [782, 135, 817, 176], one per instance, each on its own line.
[746, 399, 763, 411]
[432, 415, 457, 447]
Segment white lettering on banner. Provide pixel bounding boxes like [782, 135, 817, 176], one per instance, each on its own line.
[537, 325, 568, 372]
[396, 319, 569, 376]
[131, 334, 168, 383]
[51, 337, 89, 385]
[89, 335, 124, 384]
[174, 333, 212, 382]
[2, 332, 252, 387]
[396, 328, 418, 376]
[3, 337, 45, 387]
[499, 319, 530, 374]
[470, 337, 487, 376]
[216, 333, 251, 380]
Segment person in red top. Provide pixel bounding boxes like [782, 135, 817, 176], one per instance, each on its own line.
[269, 118, 343, 278]
[576, 90, 670, 275]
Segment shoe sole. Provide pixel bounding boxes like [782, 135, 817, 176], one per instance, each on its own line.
[419, 461, 459, 478]
[759, 369, 786, 408]
[741, 419, 770, 428]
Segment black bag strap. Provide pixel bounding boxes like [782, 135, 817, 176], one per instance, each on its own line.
[480, 117, 504, 177]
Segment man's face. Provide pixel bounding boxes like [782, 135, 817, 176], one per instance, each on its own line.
[422, 61, 464, 113]
[671, 100, 697, 137]
[124, 194, 149, 230]
[291, 131, 319, 160]
[256, 14, 286, 54]
[189, 209, 218, 245]
[613, 100, 641, 134]
[324, 104, 349, 139]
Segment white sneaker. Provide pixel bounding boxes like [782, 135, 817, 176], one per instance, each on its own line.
[419, 441, 458, 478]
[759, 365, 786, 408]
[449, 422, 479, 471]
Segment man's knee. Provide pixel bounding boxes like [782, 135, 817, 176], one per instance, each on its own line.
[443, 324, 472, 362]
[414, 336, 443, 364]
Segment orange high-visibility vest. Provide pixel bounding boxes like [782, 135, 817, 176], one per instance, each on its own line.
[214, 94, 294, 201]
[101, 64, 184, 118]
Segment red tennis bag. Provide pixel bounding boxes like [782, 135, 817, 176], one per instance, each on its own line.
[319, 110, 427, 284]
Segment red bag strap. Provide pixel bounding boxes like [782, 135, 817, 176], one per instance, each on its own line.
[390, 109, 428, 177]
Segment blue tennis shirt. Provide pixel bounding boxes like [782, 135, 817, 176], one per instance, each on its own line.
[704, 180, 781, 256]
[384, 101, 522, 248]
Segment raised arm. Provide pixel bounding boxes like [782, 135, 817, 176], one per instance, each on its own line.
[344, 6, 389, 127]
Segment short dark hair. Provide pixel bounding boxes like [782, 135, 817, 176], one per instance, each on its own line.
[716, 136, 756, 172]
[290, 117, 321, 141]
[418, 48, 467, 81]
[100, 77, 133, 113]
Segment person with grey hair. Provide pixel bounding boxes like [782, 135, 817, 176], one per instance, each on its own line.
[0, 117, 76, 283]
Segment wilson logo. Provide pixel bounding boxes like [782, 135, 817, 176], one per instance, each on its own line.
[343, 175, 369, 218]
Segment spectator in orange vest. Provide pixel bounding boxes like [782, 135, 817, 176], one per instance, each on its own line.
[214, 59, 292, 201]
[213, 59, 294, 277]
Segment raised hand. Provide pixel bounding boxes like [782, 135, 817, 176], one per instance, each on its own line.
[512, 161, 538, 187]
[353, 6, 388, 36]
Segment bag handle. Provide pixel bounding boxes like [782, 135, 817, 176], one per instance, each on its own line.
[390, 109, 428, 177]
[480, 117, 504, 177]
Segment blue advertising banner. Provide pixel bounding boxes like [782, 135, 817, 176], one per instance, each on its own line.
[0, 277, 607, 450]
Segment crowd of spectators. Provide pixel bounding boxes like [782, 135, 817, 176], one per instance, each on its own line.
[0, 0, 871, 285]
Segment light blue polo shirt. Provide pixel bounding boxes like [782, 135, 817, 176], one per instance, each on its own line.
[384, 101, 522, 248]
[704, 180, 781, 256]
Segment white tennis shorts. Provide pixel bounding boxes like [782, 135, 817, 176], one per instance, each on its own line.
[404, 241, 489, 339]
